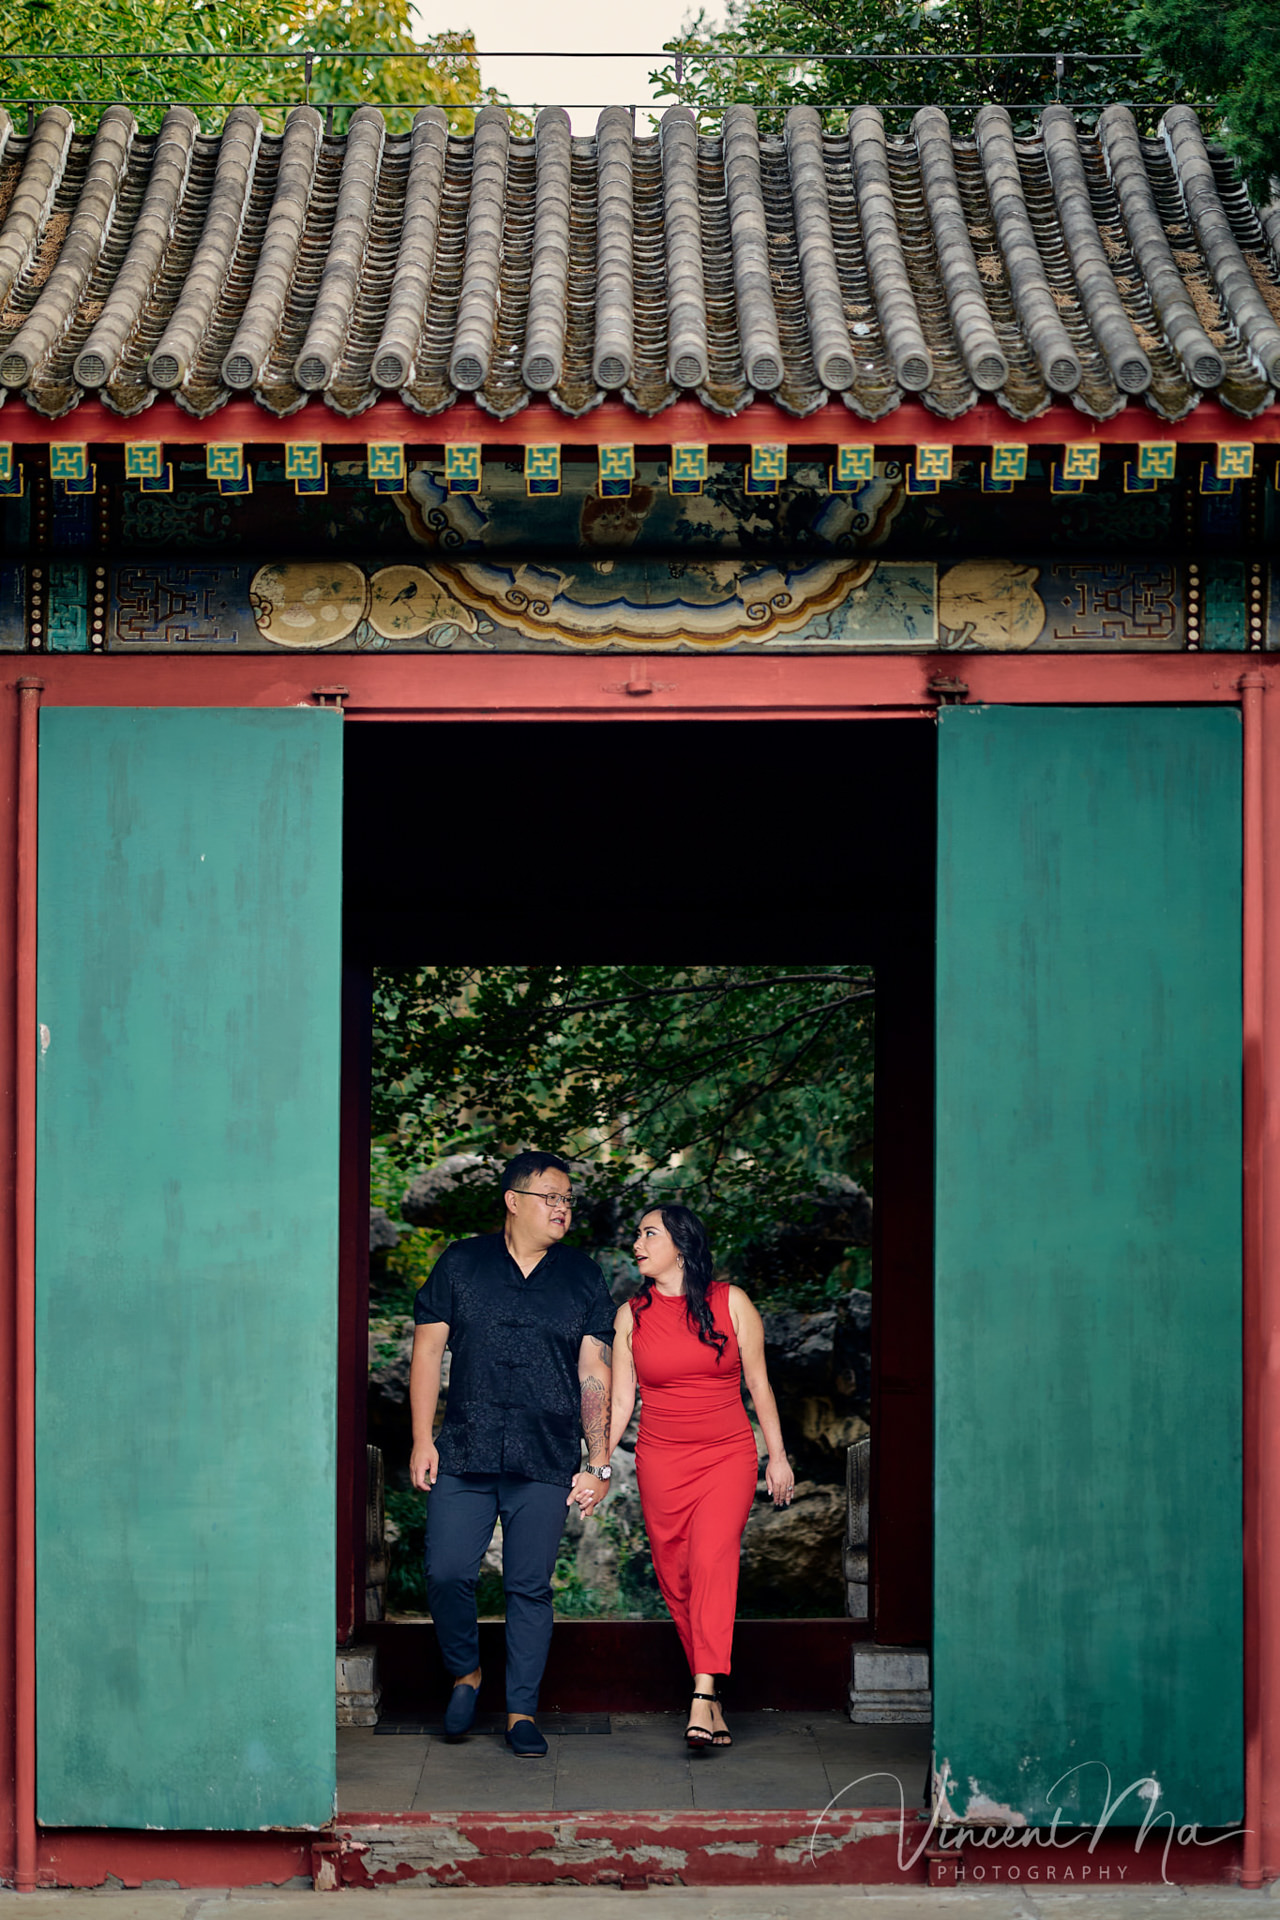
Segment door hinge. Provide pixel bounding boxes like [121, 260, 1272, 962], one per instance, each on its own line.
[603, 663, 675, 697]
[928, 674, 969, 705]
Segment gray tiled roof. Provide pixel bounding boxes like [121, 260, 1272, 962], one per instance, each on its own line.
[0, 98, 1278, 425]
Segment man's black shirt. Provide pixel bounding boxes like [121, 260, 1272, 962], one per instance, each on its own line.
[414, 1232, 616, 1487]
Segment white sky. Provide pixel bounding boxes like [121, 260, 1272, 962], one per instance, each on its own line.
[414, 0, 706, 132]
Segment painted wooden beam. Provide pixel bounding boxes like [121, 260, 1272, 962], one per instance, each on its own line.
[4, 396, 1280, 450]
[11, 650, 1264, 721]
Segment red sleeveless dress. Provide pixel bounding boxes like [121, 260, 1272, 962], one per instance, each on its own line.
[631, 1280, 760, 1675]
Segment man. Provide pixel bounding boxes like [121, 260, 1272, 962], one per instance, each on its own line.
[409, 1150, 615, 1757]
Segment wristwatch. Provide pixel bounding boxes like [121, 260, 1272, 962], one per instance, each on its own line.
[583, 1464, 612, 1481]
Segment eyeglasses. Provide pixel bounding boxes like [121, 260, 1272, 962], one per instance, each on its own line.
[517, 1187, 576, 1210]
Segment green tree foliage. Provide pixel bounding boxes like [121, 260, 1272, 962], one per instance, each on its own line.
[0, 0, 263, 117]
[273, 0, 513, 134]
[372, 964, 875, 1283]
[655, 0, 1160, 129]
[656, 0, 1275, 192]
[0, 0, 502, 131]
[1128, 0, 1280, 198]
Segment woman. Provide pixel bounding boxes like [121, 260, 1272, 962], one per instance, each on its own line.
[604, 1203, 794, 1749]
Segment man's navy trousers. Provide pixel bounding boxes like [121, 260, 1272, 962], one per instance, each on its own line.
[425, 1470, 568, 1715]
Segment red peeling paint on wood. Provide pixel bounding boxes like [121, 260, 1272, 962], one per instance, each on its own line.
[332, 1810, 910, 1889]
[322, 1811, 1245, 1890]
[20, 1812, 1248, 1889]
[33, 1830, 314, 1888]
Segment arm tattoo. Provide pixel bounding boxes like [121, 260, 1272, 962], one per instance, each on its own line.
[580, 1375, 609, 1459]
[591, 1334, 613, 1362]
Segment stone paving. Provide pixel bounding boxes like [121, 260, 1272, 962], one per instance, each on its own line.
[337, 1711, 933, 1815]
[3, 1717, 1258, 1913]
[3, 1886, 1280, 1916]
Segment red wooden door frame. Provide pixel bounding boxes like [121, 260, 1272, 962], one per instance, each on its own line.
[340, 711, 937, 1655]
[337, 969, 372, 1649]
[1, 648, 1272, 1887]
[0, 648, 1246, 719]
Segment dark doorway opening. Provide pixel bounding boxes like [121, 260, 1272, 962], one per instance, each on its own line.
[338, 718, 936, 1709]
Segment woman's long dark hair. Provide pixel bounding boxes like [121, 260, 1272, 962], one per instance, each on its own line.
[631, 1203, 728, 1360]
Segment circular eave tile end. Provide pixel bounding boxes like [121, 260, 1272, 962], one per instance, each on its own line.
[1189, 351, 1226, 389]
[294, 355, 330, 392]
[1046, 356, 1082, 395]
[222, 352, 258, 391]
[1116, 357, 1152, 395]
[373, 352, 410, 389]
[897, 352, 933, 392]
[670, 352, 707, 389]
[817, 352, 855, 391]
[522, 354, 559, 392]
[594, 352, 631, 390]
[72, 351, 109, 389]
[450, 354, 486, 391]
[746, 354, 784, 392]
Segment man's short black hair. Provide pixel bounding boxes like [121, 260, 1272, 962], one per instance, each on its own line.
[501, 1150, 572, 1194]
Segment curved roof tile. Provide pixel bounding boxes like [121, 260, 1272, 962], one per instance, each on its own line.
[724, 104, 784, 392]
[371, 107, 448, 393]
[661, 106, 707, 392]
[785, 107, 854, 394]
[0, 107, 74, 318]
[1164, 104, 1280, 390]
[1, 100, 1279, 423]
[0, 105, 134, 390]
[293, 104, 385, 393]
[1098, 104, 1225, 392]
[592, 105, 635, 392]
[148, 104, 262, 393]
[522, 106, 572, 392]
[450, 104, 507, 393]
[913, 106, 1007, 393]
[1041, 106, 1150, 397]
[222, 105, 323, 392]
[850, 106, 933, 394]
[73, 106, 200, 393]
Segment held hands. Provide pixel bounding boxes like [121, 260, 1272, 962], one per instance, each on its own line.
[410, 1442, 439, 1492]
[568, 1471, 611, 1518]
[766, 1452, 795, 1508]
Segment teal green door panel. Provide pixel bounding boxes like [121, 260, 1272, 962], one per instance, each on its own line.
[935, 705, 1242, 1827]
[36, 709, 343, 1829]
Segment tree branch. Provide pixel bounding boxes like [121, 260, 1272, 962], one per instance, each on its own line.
[546, 971, 871, 1017]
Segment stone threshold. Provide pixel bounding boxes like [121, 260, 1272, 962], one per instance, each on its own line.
[315, 1808, 1246, 1892]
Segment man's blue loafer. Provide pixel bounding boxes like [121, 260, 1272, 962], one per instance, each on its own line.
[444, 1682, 480, 1739]
[504, 1719, 548, 1757]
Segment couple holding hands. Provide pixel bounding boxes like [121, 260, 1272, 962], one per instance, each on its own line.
[409, 1150, 794, 1757]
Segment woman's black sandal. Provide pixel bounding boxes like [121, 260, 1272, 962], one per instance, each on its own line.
[710, 1695, 732, 1747]
[685, 1691, 718, 1749]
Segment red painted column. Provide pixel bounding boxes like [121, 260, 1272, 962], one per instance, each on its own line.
[1243, 669, 1265, 1886]
[337, 968, 372, 1646]
[1247, 663, 1280, 1885]
[0, 684, 21, 1884]
[13, 678, 40, 1892]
